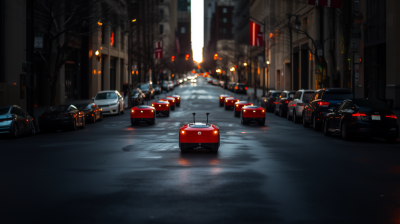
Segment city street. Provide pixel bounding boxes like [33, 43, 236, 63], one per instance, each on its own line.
[1, 78, 400, 224]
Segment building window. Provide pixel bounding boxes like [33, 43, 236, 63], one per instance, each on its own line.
[219, 28, 227, 34]
[223, 8, 227, 13]
[223, 18, 227, 23]
[121, 32, 124, 49]
[159, 24, 164, 35]
[181, 26, 186, 34]
[160, 9, 164, 18]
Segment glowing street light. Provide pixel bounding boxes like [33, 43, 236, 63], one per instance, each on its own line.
[230, 67, 235, 71]
[243, 63, 247, 66]
[216, 69, 221, 73]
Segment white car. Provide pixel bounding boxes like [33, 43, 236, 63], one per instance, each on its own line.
[92, 90, 125, 115]
[190, 79, 197, 83]
[287, 89, 314, 123]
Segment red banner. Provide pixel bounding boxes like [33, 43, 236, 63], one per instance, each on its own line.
[308, 0, 342, 8]
[249, 21, 263, 47]
[155, 41, 163, 59]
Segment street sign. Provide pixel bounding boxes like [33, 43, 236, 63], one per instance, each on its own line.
[350, 38, 359, 52]
[34, 37, 43, 48]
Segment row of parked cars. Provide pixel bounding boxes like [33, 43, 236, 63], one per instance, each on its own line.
[261, 88, 399, 143]
[206, 77, 248, 94]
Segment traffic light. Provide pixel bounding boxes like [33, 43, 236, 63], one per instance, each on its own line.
[214, 53, 218, 60]
[185, 54, 189, 60]
[171, 56, 175, 62]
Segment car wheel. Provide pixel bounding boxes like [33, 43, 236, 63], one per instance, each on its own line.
[259, 119, 265, 126]
[225, 105, 228, 110]
[30, 123, 36, 135]
[172, 106, 175, 111]
[131, 118, 135, 126]
[341, 122, 351, 141]
[279, 107, 283, 117]
[386, 137, 397, 144]
[93, 115, 96, 123]
[12, 123, 19, 138]
[302, 112, 309, 127]
[81, 118, 86, 129]
[71, 119, 77, 130]
[99, 113, 103, 121]
[117, 106, 121, 115]
[293, 110, 297, 123]
[286, 109, 291, 120]
[323, 120, 332, 136]
[274, 107, 278, 116]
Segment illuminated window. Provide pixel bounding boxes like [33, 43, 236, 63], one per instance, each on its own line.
[223, 8, 227, 13]
[181, 26, 186, 34]
[110, 27, 115, 47]
[223, 18, 227, 23]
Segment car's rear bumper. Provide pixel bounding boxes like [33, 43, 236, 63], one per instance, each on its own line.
[179, 142, 220, 150]
[131, 118, 154, 123]
[242, 117, 265, 123]
[0, 124, 12, 133]
[155, 110, 169, 115]
[348, 122, 399, 138]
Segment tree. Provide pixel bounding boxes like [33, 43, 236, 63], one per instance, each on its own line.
[36, 0, 110, 106]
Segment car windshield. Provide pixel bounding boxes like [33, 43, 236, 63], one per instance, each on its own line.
[95, 92, 117, 100]
[272, 93, 281, 98]
[0, 107, 11, 115]
[354, 99, 390, 111]
[76, 104, 93, 110]
[323, 92, 353, 100]
[139, 84, 148, 89]
[43, 106, 69, 114]
[189, 123, 210, 128]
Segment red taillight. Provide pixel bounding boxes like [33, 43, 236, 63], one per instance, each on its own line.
[245, 87, 247, 90]
[235, 86, 238, 89]
[352, 112, 367, 117]
[385, 114, 397, 120]
[284, 100, 289, 104]
[317, 101, 330, 107]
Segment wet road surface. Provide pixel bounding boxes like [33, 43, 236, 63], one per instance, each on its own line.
[1, 78, 400, 224]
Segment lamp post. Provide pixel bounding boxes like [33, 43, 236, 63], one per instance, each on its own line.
[286, 14, 301, 90]
[266, 60, 270, 94]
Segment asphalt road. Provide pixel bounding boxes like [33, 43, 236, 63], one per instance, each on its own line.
[1, 78, 400, 224]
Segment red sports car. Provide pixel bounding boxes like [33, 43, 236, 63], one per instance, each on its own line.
[240, 106, 265, 125]
[151, 100, 170, 116]
[130, 105, 156, 125]
[234, 101, 253, 117]
[179, 113, 220, 153]
[161, 97, 176, 110]
[224, 97, 240, 110]
[219, 95, 232, 107]
[167, 95, 181, 107]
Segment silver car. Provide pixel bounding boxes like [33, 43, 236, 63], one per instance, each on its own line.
[287, 90, 315, 123]
[93, 90, 125, 115]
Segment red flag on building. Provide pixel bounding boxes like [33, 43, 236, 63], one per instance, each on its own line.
[155, 41, 163, 59]
[249, 21, 263, 47]
[308, 0, 342, 8]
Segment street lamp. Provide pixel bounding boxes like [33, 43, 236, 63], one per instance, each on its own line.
[95, 50, 101, 61]
[243, 63, 247, 67]
[216, 69, 221, 73]
[230, 67, 235, 71]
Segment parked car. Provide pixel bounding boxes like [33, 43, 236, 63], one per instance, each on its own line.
[233, 83, 248, 94]
[137, 83, 154, 100]
[228, 82, 236, 91]
[323, 98, 399, 143]
[161, 81, 170, 92]
[131, 89, 145, 106]
[302, 88, 353, 130]
[76, 103, 103, 123]
[93, 90, 125, 115]
[261, 90, 282, 112]
[287, 89, 315, 123]
[168, 81, 174, 90]
[274, 90, 296, 117]
[39, 105, 85, 132]
[212, 79, 219, 85]
[219, 80, 225, 87]
[0, 105, 36, 137]
[153, 84, 161, 94]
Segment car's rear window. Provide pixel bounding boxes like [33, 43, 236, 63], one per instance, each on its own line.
[76, 104, 93, 110]
[137, 105, 151, 108]
[0, 107, 10, 115]
[238, 84, 246, 87]
[353, 99, 389, 110]
[272, 93, 281, 97]
[95, 92, 117, 100]
[43, 106, 68, 114]
[323, 92, 353, 100]
[303, 93, 313, 101]
[189, 123, 210, 128]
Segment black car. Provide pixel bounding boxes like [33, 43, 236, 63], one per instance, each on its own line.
[274, 91, 296, 117]
[303, 88, 353, 130]
[76, 103, 103, 123]
[153, 84, 161, 94]
[39, 105, 85, 132]
[137, 83, 154, 100]
[323, 99, 399, 143]
[161, 81, 170, 92]
[227, 82, 236, 91]
[0, 105, 36, 138]
[131, 89, 145, 106]
[262, 90, 282, 112]
[233, 83, 247, 94]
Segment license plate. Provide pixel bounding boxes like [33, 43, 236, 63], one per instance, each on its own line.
[372, 115, 381, 120]
[240, 88, 243, 90]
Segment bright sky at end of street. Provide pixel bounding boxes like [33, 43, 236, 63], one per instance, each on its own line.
[191, 0, 204, 63]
